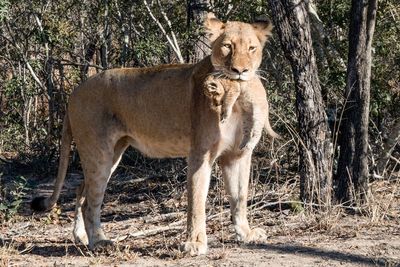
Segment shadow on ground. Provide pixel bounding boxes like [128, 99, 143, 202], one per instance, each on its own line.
[246, 243, 395, 266]
[2, 237, 398, 266]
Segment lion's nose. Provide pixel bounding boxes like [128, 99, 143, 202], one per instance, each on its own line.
[231, 67, 249, 75]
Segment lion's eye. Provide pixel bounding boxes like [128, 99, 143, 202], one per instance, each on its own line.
[249, 46, 257, 52]
[223, 43, 231, 49]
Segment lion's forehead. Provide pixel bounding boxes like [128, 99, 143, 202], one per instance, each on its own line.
[225, 21, 251, 30]
[222, 32, 259, 47]
[224, 22, 256, 35]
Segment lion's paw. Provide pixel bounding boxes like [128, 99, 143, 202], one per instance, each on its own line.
[91, 239, 115, 253]
[183, 241, 208, 256]
[242, 227, 267, 243]
[74, 233, 89, 246]
[73, 228, 89, 245]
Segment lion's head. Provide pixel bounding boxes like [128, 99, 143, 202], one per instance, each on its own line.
[204, 13, 273, 81]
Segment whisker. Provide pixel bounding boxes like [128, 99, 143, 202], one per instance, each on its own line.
[256, 74, 268, 82]
[209, 70, 223, 78]
[255, 69, 269, 82]
[256, 69, 267, 74]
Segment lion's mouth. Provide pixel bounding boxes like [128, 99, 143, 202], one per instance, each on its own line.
[212, 65, 254, 81]
[226, 71, 252, 81]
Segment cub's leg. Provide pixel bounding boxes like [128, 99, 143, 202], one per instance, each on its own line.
[221, 89, 240, 123]
[239, 118, 263, 152]
[239, 118, 252, 150]
[73, 137, 129, 246]
[204, 80, 223, 107]
[184, 152, 213, 256]
[239, 103, 266, 152]
[219, 151, 266, 242]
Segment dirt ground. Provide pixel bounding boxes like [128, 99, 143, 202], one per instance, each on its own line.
[1, 156, 400, 267]
[2, 214, 400, 267]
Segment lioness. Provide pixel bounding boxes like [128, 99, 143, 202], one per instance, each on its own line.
[31, 13, 275, 256]
[203, 75, 279, 152]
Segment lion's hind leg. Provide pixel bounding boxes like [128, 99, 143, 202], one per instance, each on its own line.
[73, 181, 88, 245]
[73, 137, 129, 249]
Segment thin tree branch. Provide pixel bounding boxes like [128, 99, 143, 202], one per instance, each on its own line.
[143, 0, 184, 63]
[156, 0, 184, 63]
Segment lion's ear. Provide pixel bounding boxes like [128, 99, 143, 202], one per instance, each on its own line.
[252, 19, 273, 46]
[204, 13, 225, 44]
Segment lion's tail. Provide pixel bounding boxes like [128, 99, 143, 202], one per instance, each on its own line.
[264, 110, 281, 140]
[31, 113, 72, 212]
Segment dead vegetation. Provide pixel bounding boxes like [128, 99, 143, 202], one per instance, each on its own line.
[1, 139, 399, 266]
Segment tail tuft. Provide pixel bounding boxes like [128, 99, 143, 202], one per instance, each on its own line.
[31, 196, 49, 212]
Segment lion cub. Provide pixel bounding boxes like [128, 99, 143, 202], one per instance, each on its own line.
[203, 75, 265, 152]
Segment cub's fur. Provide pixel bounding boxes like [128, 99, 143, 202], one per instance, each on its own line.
[203, 75, 240, 122]
[31, 13, 277, 256]
[203, 75, 279, 152]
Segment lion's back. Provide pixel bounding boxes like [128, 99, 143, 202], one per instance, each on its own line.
[67, 63, 196, 158]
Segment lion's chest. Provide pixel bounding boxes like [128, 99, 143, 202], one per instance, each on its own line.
[217, 104, 243, 153]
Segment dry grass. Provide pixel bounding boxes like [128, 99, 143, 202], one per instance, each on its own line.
[0, 242, 14, 267]
[1, 130, 399, 265]
[0, 238, 34, 267]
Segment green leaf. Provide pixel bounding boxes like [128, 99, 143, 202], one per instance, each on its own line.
[0, 203, 8, 210]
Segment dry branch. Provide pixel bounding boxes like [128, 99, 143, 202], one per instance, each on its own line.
[143, 0, 184, 63]
[376, 119, 400, 175]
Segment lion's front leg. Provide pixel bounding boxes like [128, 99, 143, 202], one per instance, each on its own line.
[184, 152, 213, 256]
[219, 151, 266, 243]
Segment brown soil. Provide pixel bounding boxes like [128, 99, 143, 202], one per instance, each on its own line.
[1, 155, 400, 267]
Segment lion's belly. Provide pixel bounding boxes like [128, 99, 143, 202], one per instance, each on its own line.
[129, 109, 242, 159]
[124, 102, 192, 158]
[130, 135, 191, 158]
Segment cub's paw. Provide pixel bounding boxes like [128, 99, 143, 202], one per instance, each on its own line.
[239, 142, 256, 154]
[239, 142, 248, 151]
[238, 145, 253, 157]
[183, 241, 208, 256]
[220, 113, 228, 123]
[242, 228, 267, 243]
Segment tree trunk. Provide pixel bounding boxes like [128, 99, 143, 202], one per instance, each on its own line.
[100, 0, 110, 69]
[187, 0, 211, 63]
[45, 56, 55, 140]
[268, 0, 332, 205]
[80, 42, 96, 81]
[306, 1, 346, 70]
[376, 119, 400, 176]
[335, 0, 378, 205]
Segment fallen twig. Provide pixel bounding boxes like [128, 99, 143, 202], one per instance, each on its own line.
[141, 211, 185, 223]
[122, 198, 370, 240]
[129, 220, 185, 238]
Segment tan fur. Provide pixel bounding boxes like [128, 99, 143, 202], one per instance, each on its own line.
[203, 76, 278, 154]
[34, 14, 277, 256]
[203, 75, 241, 122]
